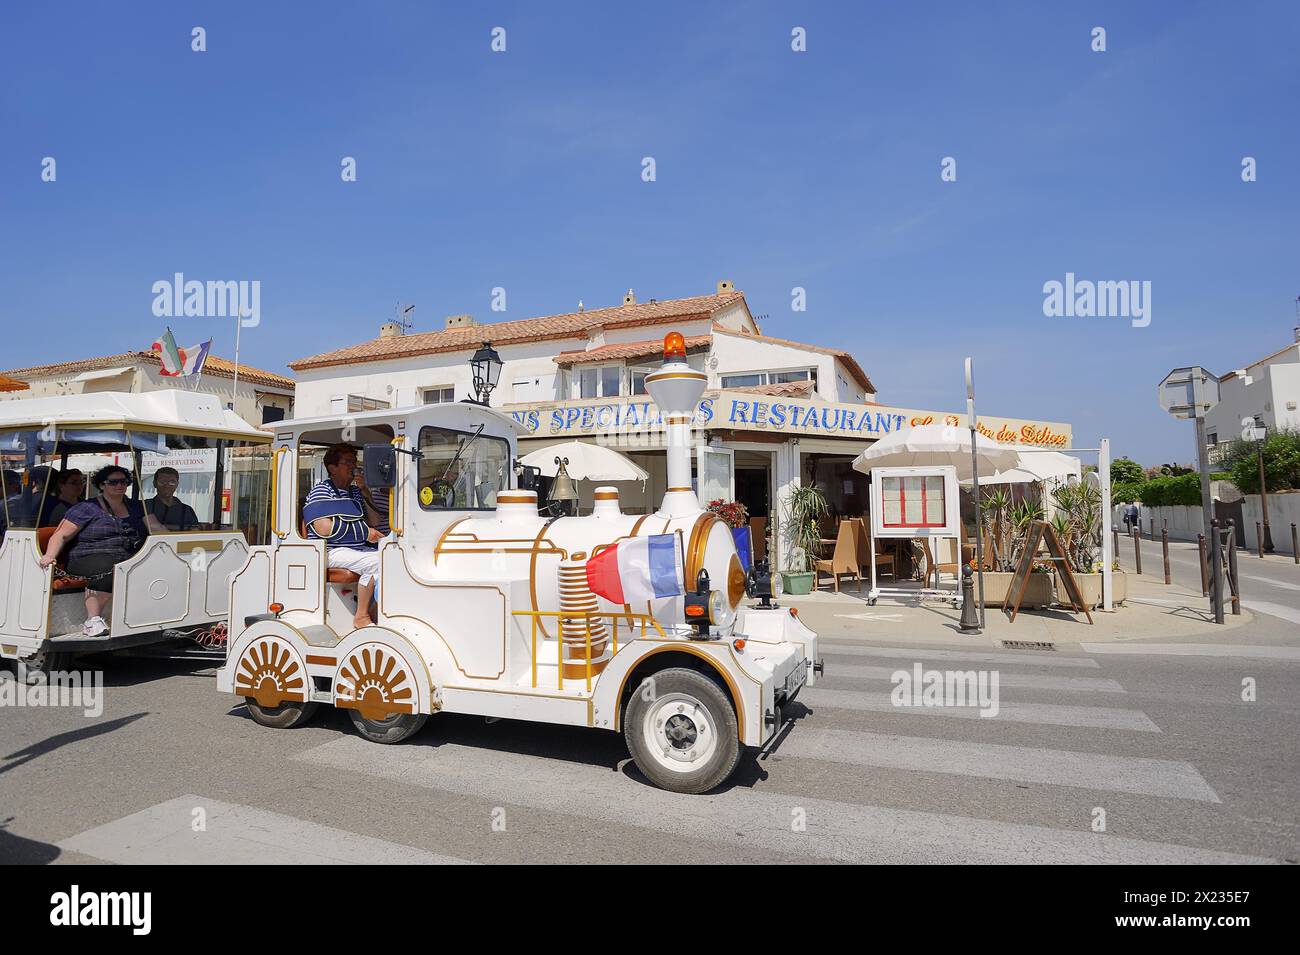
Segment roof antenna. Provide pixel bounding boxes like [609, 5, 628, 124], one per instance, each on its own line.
[393, 303, 415, 332]
[577, 299, 584, 312]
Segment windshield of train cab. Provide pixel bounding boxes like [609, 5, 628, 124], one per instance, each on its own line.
[417, 425, 509, 510]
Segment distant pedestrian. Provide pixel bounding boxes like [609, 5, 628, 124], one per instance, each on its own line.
[1124, 502, 1139, 533]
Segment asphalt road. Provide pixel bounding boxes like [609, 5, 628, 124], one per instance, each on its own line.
[2, 629, 1296, 864]
[1118, 533, 1300, 627]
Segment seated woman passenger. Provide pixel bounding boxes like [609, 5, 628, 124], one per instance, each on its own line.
[45, 468, 85, 527]
[38, 465, 166, 637]
[305, 444, 386, 630]
[145, 466, 200, 530]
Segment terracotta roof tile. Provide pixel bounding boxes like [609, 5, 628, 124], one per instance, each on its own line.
[554, 335, 712, 367]
[710, 325, 875, 395]
[727, 379, 816, 398]
[289, 292, 749, 371]
[0, 375, 30, 392]
[0, 352, 295, 390]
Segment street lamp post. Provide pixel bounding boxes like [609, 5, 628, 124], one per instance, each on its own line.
[468, 341, 503, 406]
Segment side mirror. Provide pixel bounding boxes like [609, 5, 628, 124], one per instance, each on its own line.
[363, 443, 397, 489]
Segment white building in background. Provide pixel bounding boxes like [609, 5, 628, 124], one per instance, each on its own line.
[0, 351, 295, 428]
[1203, 327, 1300, 459]
[289, 282, 1072, 569]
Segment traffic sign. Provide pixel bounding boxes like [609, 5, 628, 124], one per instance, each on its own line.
[1158, 366, 1220, 419]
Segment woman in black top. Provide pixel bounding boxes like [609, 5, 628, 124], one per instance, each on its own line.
[39, 465, 165, 637]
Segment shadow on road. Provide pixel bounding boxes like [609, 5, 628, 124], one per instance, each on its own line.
[0, 817, 61, 864]
[1, 712, 149, 776]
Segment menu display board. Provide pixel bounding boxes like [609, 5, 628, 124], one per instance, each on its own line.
[869, 466, 960, 539]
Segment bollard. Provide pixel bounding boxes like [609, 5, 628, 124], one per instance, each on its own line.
[1257, 521, 1265, 558]
[1149, 517, 1154, 540]
[1112, 527, 1120, 564]
[958, 564, 981, 633]
[1226, 524, 1241, 616]
[1132, 529, 1142, 576]
[1210, 519, 1224, 624]
[1161, 528, 1171, 585]
[1293, 523, 1298, 565]
[1197, 533, 1208, 596]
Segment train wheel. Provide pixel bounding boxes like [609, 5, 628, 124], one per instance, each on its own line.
[623, 667, 741, 794]
[244, 698, 319, 729]
[348, 709, 427, 744]
[18, 650, 72, 685]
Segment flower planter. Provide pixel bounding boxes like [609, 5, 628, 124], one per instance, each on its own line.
[781, 572, 815, 596]
[979, 571, 1054, 609]
[1072, 571, 1126, 610]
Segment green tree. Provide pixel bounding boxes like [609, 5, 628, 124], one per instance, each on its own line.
[1221, 429, 1300, 493]
[1110, 457, 1145, 485]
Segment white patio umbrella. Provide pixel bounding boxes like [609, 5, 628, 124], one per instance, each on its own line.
[519, 440, 649, 482]
[851, 424, 1020, 480]
[959, 451, 1082, 485]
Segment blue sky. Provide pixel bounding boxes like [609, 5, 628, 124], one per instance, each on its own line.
[2, 1, 1296, 464]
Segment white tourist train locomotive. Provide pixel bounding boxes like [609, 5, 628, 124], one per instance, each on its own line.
[218, 332, 821, 792]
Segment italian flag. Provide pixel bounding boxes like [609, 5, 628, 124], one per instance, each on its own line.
[152, 328, 212, 377]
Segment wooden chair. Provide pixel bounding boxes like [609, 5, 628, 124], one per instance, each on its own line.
[923, 537, 961, 589]
[852, 518, 894, 582]
[815, 519, 861, 592]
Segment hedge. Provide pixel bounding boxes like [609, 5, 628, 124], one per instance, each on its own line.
[1134, 473, 1202, 507]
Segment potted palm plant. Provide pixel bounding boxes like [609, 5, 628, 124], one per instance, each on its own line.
[780, 483, 828, 595]
[978, 494, 1054, 607]
[1050, 481, 1125, 608]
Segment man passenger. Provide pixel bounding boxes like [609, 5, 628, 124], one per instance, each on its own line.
[146, 466, 200, 530]
[304, 444, 387, 630]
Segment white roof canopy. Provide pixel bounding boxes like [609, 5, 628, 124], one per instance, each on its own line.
[0, 389, 269, 442]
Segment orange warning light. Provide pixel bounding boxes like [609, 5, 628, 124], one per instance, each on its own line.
[663, 332, 686, 361]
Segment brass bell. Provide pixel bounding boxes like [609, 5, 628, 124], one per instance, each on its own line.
[550, 456, 579, 507]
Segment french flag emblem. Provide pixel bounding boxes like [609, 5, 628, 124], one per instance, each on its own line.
[586, 534, 685, 605]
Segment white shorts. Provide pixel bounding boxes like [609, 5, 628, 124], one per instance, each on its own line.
[327, 547, 381, 587]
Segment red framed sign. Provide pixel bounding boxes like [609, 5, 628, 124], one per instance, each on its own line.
[869, 466, 960, 539]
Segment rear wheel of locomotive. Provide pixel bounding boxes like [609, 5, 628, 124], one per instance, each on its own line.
[347, 709, 428, 744]
[623, 667, 742, 794]
[244, 698, 319, 729]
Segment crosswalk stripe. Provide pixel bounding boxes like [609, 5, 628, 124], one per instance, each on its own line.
[296, 737, 1267, 864]
[58, 795, 476, 865]
[816, 643, 1101, 669]
[823, 663, 1126, 693]
[777, 727, 1217, 801]
[1080, 642, 1300, 661]
[799, 687, 1160, 732]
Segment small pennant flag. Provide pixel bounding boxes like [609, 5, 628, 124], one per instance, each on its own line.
[586, 534, 685, 604]
[152, 329, 212, 377]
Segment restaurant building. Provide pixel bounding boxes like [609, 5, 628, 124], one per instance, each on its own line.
[289, 283, 1072, 569]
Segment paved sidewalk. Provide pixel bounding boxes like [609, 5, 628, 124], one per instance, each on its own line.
[782, 572, 1272, 651]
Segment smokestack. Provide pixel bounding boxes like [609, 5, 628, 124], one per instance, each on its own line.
[378, 321, 404, 339]
[645, 332, 706, 519]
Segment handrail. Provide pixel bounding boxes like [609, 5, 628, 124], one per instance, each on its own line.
[511, 610, 667, 690]
[270, 445, 288, 539]
[388, 436, 405, 537]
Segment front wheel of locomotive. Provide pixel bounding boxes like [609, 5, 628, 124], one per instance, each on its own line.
[623, 667, 742, 794]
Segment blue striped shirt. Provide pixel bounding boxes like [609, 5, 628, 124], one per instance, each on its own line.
[304, 479, 375, 550]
